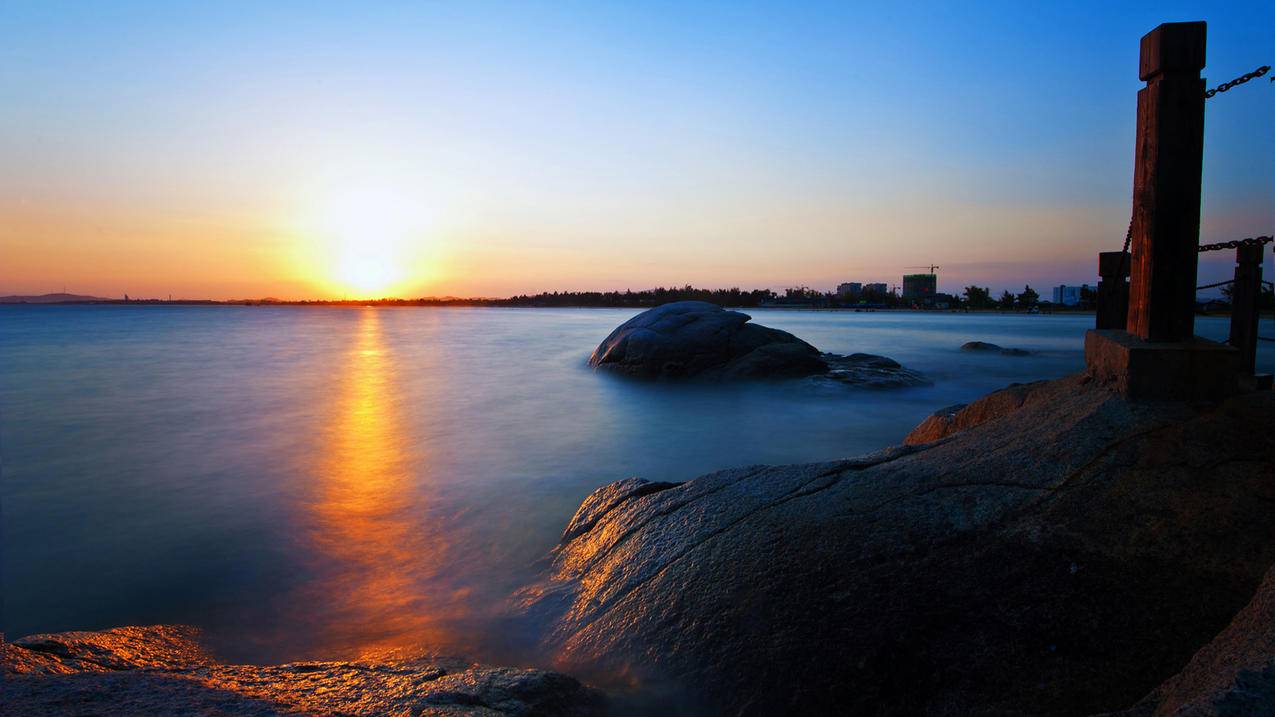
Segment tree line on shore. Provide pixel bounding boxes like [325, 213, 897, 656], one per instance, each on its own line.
[266, 284, 1081, 310]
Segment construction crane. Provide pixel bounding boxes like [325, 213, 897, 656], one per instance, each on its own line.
[905, 265, 941, 274]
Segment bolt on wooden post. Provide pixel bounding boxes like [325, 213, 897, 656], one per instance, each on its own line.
[1126, 22, 1207, 342]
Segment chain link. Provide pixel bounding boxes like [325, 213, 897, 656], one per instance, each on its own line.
[1204, 65, 1270, 99]
[1197, 236, 1274, 253]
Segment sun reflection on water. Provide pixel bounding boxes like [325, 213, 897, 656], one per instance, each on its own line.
[300, 308, 465, 658]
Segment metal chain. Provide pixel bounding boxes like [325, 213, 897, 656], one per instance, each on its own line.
[1195, 279, 1234, 291]
[1197, 236, 1274, 252]
[1204, 65, 1270, 99]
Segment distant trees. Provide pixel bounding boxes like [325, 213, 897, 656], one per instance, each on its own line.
[1016, 285, 1039, 308]
[998, 290, 1015, 310]
[1079, 285, 1097, 309]
[963, 286, 993, 309]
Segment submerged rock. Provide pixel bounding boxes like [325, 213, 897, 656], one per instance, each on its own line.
[822, 352, 928, 388]
[588, 301, 925, 386]
[1, 625, 605, 716]
[961, 340, 1031, 356]
[517, 375, 1275, 715]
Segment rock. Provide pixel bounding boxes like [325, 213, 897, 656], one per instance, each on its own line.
[1, 625, 605, 717]
[588, 301, 825, 379]
[1113, 563, 1275, 717]
[823, 352, 929, 388]
[588, 302, 926, 386]
[903, 381, 1039, 444]
[517, 375, 1275, 716]
[961, 340, 1031, 356]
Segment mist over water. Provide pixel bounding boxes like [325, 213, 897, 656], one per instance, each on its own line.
[1, 306, 1268, 667]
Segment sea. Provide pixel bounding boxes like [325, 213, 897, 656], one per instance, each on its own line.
[2, 306, 1269, 665]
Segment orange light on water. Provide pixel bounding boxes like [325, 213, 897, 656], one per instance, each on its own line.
[299, 308, 463, 657]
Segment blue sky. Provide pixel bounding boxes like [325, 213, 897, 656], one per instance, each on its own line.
[1, 1, 1271, 298]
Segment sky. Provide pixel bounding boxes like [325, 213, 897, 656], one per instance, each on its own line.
[1, 1, 1271, 300]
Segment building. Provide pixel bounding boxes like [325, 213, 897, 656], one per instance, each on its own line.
[836, 282, 862, 298]
[902, 274, 937, 300]
[862, 282, 888, 296]
[1051, 284, 1092, 307]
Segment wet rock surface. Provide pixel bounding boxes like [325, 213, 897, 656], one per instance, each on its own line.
[961, 340, 1031, 356]
[518, 375, 1275, 716]
[1, 625, 605, 717]
[588, 301, 925, 385]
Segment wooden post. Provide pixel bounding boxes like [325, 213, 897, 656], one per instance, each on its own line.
[1126, 22, 1207, 342]
[1228, 243, 1264, 374]
[1096, 251, 1130, 329]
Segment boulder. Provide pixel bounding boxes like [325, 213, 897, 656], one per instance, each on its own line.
[1, 625, 605, 717]
[961, 340, 1031, 356]
[588, 302, 926, 386]
[904, 381, 1038, 444]
[517, 375, 1275, 715]
[588, 301, 825, 379]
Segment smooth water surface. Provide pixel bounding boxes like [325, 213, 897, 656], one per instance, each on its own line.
[2, 306, 1269, 664]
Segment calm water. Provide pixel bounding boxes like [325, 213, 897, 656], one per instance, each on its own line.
[2, 306, 1269, 665]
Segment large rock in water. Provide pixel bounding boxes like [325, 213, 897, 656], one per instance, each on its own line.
[588, 301, 826, 379]
[588, 301, 926, 387]
[517, 375, 1275, 715]
[1, 625, 605, 716]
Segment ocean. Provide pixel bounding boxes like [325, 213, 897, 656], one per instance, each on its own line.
[1, 305, 1267, 665]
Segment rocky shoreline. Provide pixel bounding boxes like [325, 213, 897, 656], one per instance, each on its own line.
[517, 373, 1275, 715]
[6, 373, 1274, 715]
[1, 625, 605, 716]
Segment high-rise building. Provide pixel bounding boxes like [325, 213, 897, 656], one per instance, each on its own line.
[901, 274, 937, 300]
[862, 282, 888, 295]
[1052, 284, 1092, 306]
[836, 282, 862, 298]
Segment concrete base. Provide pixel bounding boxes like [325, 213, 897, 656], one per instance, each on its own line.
[1084, 329, 1239, 402]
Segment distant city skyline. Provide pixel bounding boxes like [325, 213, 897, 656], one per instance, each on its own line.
[2, 1, 1271, 300]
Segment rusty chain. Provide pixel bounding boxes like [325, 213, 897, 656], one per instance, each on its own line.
[1112, 65, 1269, 255]
[1205, 65, 1271, 99]
[1197, 236, 1274, 253]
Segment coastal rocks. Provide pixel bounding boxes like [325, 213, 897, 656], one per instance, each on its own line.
[588, 301, 926, 386]
[823, 352, 928, 388]
[961, 340, 1031, 356]
[1116, 563, 1275, 716]
[903, 381, 1039, 444]
[517, 375, 1275, 715]
[1, 625, 605, 717]
[588, 301, 824, 379]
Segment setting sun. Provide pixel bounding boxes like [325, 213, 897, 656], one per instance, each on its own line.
[294, 184, 434, 298]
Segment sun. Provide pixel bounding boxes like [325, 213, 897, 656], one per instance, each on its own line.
[300, 185, 428, 297]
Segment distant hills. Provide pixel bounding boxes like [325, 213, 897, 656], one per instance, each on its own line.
[0, 293, 111, 303]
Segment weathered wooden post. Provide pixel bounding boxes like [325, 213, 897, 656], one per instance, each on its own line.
[1127, 22, 1206, 341]
[1084, 21, 1239, 400]
[1228, 242, 1264, 375]
[1096, 251, 1130, 330]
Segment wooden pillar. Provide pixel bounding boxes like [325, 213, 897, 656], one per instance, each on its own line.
[1228, 243, 1264, 374]
[1126, 22, 1207, 342]
[1096, 251, 1130, 329]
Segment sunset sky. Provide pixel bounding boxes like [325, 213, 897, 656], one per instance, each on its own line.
[2, 1, 1271, 300]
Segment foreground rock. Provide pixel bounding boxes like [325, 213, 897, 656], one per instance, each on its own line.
[1, 625, 604, 717]
[1115, 563, 1275, 716]
[518, 375, 1275, 715]
[588, 301, 926, 386]
[961, 340, 1031, 355]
